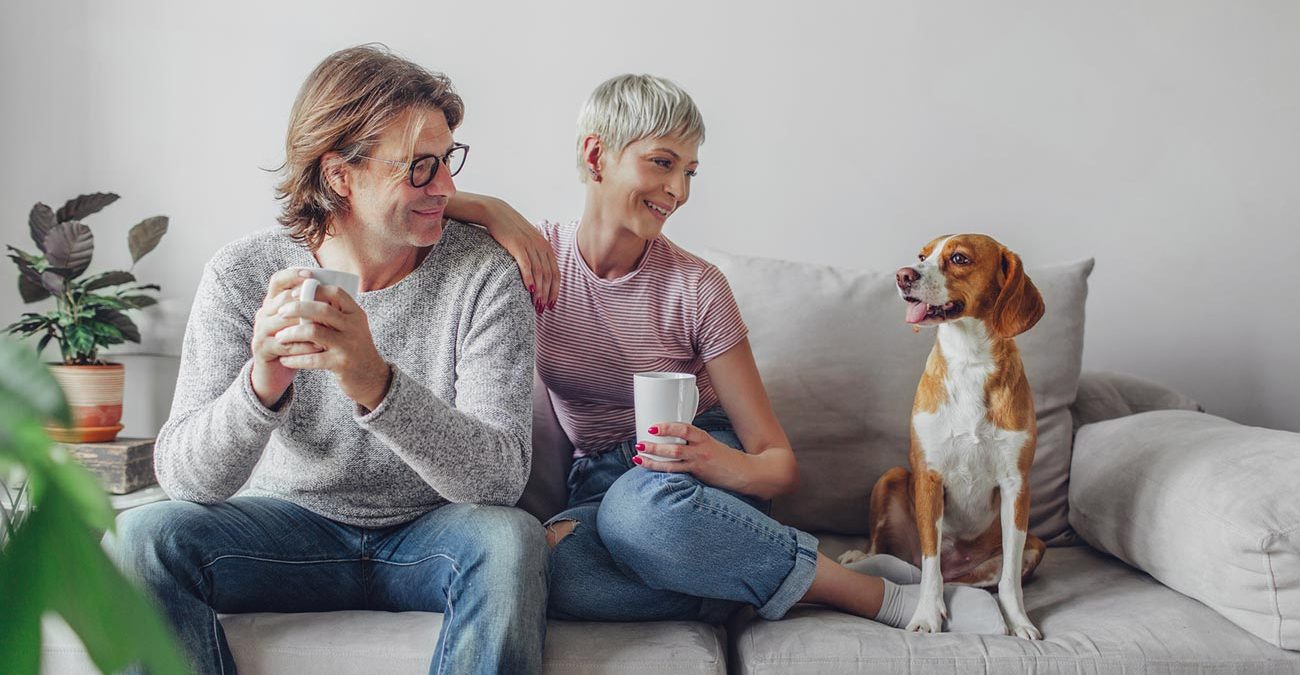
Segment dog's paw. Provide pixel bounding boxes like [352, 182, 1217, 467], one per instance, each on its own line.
[905, 597, 947, 634]
[1008, 619, 1042, 640]
[837, 549, 868, 565]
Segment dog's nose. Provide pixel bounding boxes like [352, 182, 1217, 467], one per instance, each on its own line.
[896, 267, 920, 291]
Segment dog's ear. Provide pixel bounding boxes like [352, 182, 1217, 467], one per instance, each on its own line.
[989, 248, 1045, 338]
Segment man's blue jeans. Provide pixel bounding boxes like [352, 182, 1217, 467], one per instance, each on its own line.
[110, 498, 548, 675]
[546, 407, 820, 622]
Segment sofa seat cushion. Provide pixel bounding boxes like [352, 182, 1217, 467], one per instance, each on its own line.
[41, 613, 727, 675]
[731, 543, 1300, 674]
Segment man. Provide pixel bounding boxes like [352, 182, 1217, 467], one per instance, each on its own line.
[113, 45, 547, 675]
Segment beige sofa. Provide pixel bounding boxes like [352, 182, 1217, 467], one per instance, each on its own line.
[42, 251, 1300, 674]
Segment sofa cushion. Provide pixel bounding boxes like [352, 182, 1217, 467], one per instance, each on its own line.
[731, 542, 1300, 674]
[518, 369, 574, 523]
[41, 613, 728, 675]
[1071, 410, 1300, 651]
[1070, 370, 1202, 433]
[705, 250, 1093, 543]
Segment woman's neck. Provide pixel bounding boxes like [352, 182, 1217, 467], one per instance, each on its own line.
[577, 202, 652, 280]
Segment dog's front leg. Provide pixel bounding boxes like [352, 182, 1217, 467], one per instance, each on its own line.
[998, 476, 1041, 639]
[907, 468, 947, 633]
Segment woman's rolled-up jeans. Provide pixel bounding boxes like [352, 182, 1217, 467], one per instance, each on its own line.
[546, 407, 819, 622]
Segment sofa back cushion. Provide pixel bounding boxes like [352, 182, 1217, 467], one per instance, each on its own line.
[704, 251, 1093, 544]
[517, 370, 573, 523]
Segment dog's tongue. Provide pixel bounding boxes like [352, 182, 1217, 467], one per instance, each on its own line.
[906, 301, 929, 324]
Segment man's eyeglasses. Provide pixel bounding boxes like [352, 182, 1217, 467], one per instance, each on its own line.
[357, 143, 469, 188]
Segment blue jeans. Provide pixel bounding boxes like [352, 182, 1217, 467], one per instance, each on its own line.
[546, 407, 820, 623]
[110, 498, 548, 675]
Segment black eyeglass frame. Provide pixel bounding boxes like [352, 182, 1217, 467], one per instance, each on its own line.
[357, 142, 470, 188]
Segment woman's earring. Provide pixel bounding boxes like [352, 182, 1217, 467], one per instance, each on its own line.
[588, 166, 600, 182]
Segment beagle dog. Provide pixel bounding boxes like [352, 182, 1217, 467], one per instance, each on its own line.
[841, 234, 1047, 639]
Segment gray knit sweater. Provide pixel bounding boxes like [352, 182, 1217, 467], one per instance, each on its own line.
[155, 224, 535, 527]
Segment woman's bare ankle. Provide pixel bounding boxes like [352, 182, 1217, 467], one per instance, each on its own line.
[800, 552, 885, 618]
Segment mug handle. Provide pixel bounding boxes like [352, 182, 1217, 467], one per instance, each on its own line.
[680, 380, 699, 428]
[298, 278, 320, 326]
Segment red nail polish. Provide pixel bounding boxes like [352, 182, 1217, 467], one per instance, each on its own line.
[635, 442, 645, 451]
[528, 284, 536, 293]
[632, 456, 643, 465]
[648, 426, 659, 435]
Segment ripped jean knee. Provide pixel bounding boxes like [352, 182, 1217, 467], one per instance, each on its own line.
[545, 518, 578, 550]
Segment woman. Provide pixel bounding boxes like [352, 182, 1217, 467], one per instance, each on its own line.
[452, 74, 1005, 632]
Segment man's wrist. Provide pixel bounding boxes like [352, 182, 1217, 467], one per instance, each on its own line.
[251, 362, 291, 410]
[355, 362, 394, 413]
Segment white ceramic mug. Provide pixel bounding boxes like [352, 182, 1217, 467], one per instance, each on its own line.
[298, 269, 360, 325]
[634, 372, 700, 462]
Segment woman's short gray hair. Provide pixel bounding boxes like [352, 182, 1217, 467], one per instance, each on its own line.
[576, 74, 705, 181]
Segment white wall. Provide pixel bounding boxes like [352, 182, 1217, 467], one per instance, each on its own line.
[3, 0, 1297, 434]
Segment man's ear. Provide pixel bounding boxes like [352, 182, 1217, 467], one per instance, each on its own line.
[322, 152, 352, 198]
[581, 135, 603, 182]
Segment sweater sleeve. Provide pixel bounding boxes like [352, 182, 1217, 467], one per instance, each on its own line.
[154, 261, 288, 503]
[355, 261, 535, 506]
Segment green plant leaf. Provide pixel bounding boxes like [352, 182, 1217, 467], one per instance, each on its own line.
[6, 245, 42, 266]
[41, 270, 67, 295]
[0, 339, 70, 425]
[54, 192, 119, 223]
[98, 309, 141, 343]
[62, 325, 96, 361]
[0, 480, 189, 675]
[117, 294, 159, 309]
[7, 249, 54, 304]
[38, 448, 116, 533]
[0, 525, 43, 673]
[28, 204, 57, 252]
[127, 216, 168, 264]
[88, 320, 124, 344]
[0, 395, 187, 675]
[36, 333, 53, 355]
[41, 222, 94, 279]
[3, 314, 51, 336]
[17, 274, 51, 304]
[81, 299, 124, 314]
[82, 270, 135, 292]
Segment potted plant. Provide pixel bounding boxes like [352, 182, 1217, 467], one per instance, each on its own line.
[4, 193, 167, 443]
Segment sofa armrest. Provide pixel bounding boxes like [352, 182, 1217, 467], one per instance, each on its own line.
[1070, 370, 1202, 433]
[1069, 410, 1300, 650]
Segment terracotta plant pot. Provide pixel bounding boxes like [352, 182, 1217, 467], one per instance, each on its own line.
[46, 363, 125, 443]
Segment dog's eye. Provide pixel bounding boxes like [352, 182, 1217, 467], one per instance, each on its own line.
[918, 253, 926, 262]
[950, 253, 971, 265]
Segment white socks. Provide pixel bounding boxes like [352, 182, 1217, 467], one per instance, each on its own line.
[847, 554, 1008, 635]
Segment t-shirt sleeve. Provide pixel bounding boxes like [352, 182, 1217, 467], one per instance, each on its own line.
[693, 264, 749, 362]
[536, 220, 560, 243]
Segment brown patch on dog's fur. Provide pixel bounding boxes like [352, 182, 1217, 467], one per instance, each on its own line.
[913, 342, 949, 415]
[911, 465, 944, 558]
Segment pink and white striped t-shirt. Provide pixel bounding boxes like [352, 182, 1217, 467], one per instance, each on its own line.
[535, 220, 749, 457]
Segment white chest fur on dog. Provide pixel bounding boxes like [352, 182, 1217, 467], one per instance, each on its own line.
[913, 319, 1030, 540]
